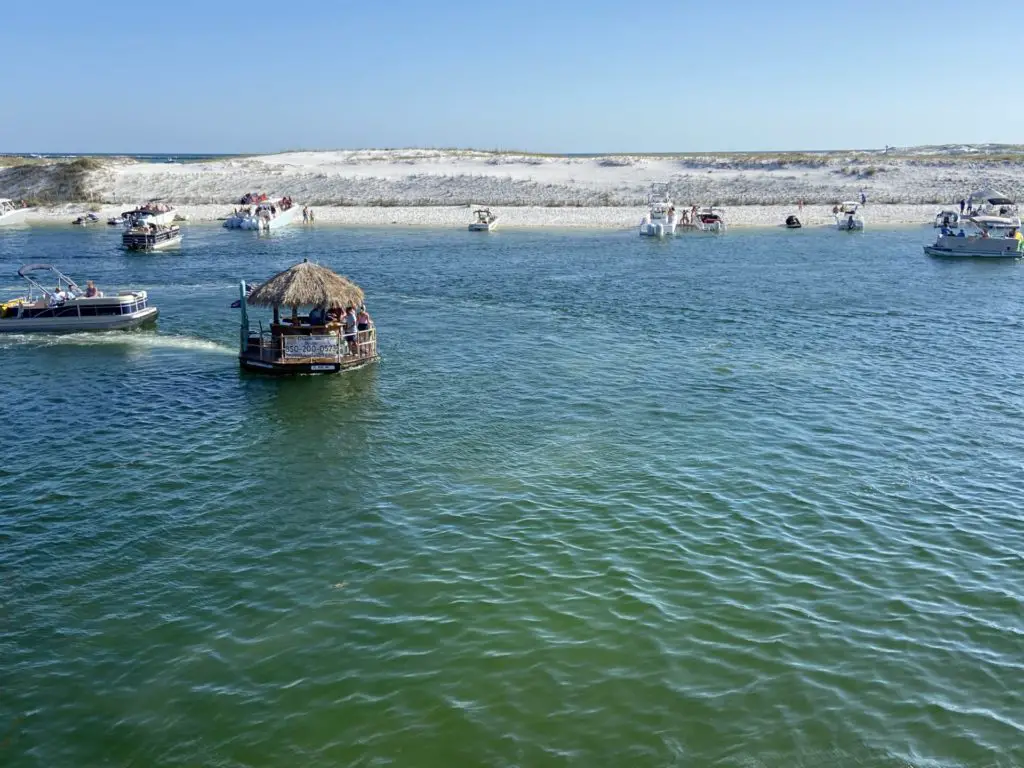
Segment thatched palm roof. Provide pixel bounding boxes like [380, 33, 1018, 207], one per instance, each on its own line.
[248, 259, 365, 308]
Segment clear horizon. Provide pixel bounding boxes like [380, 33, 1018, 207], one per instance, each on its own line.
[3, 0, 1022, 154]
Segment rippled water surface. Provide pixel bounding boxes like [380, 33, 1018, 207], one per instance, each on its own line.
[1, 224, 1022, 767]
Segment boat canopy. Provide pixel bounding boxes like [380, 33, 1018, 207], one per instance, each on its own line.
[968, 189, 1013, 205]
[16, 264, 82, 297]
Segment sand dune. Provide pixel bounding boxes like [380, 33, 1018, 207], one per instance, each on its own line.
[3, 147, 1022, 228]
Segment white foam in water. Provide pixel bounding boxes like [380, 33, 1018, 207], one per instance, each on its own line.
[0, 331, 235, 355]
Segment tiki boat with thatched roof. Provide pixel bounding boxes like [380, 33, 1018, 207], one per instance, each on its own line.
[237, 259, 379, 375]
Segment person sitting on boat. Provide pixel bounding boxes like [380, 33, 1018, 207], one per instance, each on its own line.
[84, 280, 99, 298]
[309, 305, 327, 325]
[342, 306, 358, 354]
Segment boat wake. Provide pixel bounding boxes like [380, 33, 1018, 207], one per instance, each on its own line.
[0, 331, 235, 355]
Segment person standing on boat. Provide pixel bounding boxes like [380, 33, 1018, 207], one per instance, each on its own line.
[342, 306, 358, 354]
[959, 198, 966, 215]
[356, 305, 372, 354]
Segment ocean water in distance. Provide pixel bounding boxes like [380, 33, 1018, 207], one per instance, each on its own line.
[1, 224, 1022, 768]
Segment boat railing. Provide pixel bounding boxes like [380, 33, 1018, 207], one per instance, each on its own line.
[244, 325, 378, 362]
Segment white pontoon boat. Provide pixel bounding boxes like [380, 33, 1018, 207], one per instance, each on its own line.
[924, 217, 1023, 258]
[122, 222, 182, 251]
[0, 264, 158, 332]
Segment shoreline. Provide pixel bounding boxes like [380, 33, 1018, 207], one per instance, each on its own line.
[20, 203, 947, 230]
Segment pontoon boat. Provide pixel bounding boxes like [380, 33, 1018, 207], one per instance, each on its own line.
[122, 223, 182, 251]
[0, 264, 158, 332]
[924, 217, 1023, 258]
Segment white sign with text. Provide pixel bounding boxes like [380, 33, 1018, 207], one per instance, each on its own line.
[284, 335, 339, 358]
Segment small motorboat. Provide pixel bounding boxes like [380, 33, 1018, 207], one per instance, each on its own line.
[695, 206, 726, 233]
[72, 212, 101, 226]
[468, 208, 498, 232]
[0, 264, 158, 332]
[933, 209, 960, 229]
[785, 215, 802, 229]
[835, 202, 865, 231]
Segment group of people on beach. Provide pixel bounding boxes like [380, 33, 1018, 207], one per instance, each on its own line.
[307, 304, 373, 355]
[302, 206, 315, 223]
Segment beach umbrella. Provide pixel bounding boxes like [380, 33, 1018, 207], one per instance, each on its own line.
[247, 258, 365, 310]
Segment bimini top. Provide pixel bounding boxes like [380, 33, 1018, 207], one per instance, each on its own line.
[968, 189, 1014, 205]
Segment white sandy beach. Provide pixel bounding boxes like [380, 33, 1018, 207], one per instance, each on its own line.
[4, 147, 1022, 229]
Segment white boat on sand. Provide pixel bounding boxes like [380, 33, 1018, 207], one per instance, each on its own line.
[695, 206, 726, 233]
[0, 198, 33, 227]
[224, 196, 299, 231]
[965, 189, 1020, 227]
[0, 264, 158, 332]
[924, 216, 1023, 259]
[835, 202, 864, 231]
[469, 208, 498, 231]
[933, 208, 961, 228]
[639, 186, 678, 237]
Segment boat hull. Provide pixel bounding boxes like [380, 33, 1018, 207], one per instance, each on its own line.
[639, 220, 677, 237]
[924, 242, 1022, 258]
[468, 223, 496, 232]
[0, 307, 158, 333]
[228, 205, 300, 231]
[123, 233, 182, 251]
[239, 352, 378, 375]
[0, 208, 34, 227]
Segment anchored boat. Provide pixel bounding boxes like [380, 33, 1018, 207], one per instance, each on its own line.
[695, 206, 726, 233]
[0, 198, 33, 227]
[224, 196, 299, 231]
[469, 208, 498, 231]
[237, 259, 379, 375]
[835, 201, 864, 231]
[639, 186, 678, 237]
[924, 216, 1024, 258]
[0, 264, 158, 332]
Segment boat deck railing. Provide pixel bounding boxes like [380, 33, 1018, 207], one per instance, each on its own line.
[243, 324, 378, 363]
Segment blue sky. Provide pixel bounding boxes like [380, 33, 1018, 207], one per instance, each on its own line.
[3, 0, 1022, 153]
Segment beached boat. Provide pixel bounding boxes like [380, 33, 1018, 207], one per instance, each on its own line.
[0, 264, 158, 332]
[924, 216, 1023, 258]
[785, 215, 802, 229]
[122, 223, 182, 251]
[124, 200, 176, 226]
[469, 208, 498, 232]
[639, 186, 678, 237]
[72, 213, 101, 226]
[933, 209, 961, 228]
[835, 202, 864, 231]
[237, 259, 379, 375]
[223, 197, 299, 231]
[0, 198, 33, 227]
[695, 206, 726, 233]
[964, 189, 1020, 227]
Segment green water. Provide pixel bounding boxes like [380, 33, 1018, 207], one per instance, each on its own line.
[1, 225, 1022, 767]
